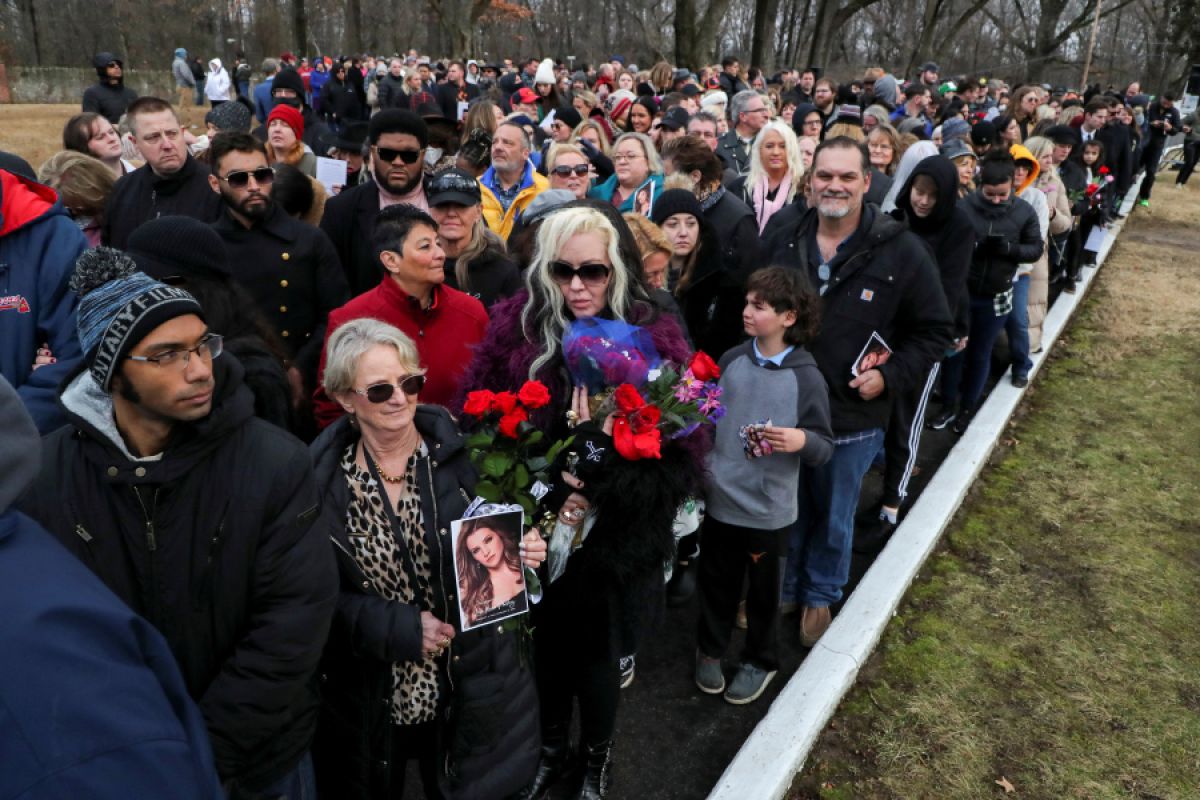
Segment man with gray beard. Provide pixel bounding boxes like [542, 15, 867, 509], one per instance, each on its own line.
[763, 137, 952, 647]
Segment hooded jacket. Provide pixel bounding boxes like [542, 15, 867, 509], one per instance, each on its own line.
[0, 377, 224, 800]
[308, 408, 539, 799]
[82, 52, 138, 123]
[665, 209, 749, 360]
[204, 59, 231, 102]
[482, 162, 551, 239]
[763, 203, 953, 433]
[0, 169, 88, 433]
[251, 69, 333, 151]
[173, 49, 196, 88]
[18, 355, 338, 792]
[892, 155, 976, 339]
[961, 187, 1044, 297]
[102, 153, 224, 249]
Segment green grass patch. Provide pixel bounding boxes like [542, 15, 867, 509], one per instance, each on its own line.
[789, 209, 1200, 800]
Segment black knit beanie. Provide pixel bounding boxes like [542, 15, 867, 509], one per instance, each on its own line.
[126, 215, 233, 284]
[651, 188, 704, 226]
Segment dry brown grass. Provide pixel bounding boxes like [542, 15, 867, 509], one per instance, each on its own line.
[0, 104, 91, 172]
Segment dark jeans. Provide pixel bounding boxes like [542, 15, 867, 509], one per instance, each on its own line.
[697, 517, 788, 671]
[1138, 139, 1166, 199]
[1178, 141, 1200, 185]
[939, 349, 966, 409]
[961, 295, 1011, 412]
[391, 721, 444, 799]
[252, 750, 316, 800]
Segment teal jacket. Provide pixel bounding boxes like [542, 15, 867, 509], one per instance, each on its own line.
[587, 173, 664, 214]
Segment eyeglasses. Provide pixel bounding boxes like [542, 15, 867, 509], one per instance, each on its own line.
[354, 375, 427, 403]
[376, 147, 422, 164]
[743, 107, 768, 115]
[127, 334, 223, 367]
[550, 260, 611, 286]
[217, 167, 275, 189]
[551, 164, 590, 177]
[612, 152, 644, 163]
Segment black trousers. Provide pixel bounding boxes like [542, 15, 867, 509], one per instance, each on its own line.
[391, 720, 444, 799]
[696, 517, 788, 671]
[1177, 141, 1200, 185]
[1139, 139, 1167, 199]
[882, 362, 940, 508]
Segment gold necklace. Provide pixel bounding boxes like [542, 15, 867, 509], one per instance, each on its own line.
[364, 440, 414, 484]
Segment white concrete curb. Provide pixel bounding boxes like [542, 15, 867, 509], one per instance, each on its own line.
[708, 182, 1143, 800]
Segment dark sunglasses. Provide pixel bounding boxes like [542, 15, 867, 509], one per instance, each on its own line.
[354, 375, 426, 403]
[376, 147, 422, 164]
[550, 260, 611, 286]
[218, 167, 275, 188]
[551, 164, 590, 177]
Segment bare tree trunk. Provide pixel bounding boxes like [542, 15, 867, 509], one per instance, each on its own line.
[293, 0, 309, 57]
[751, 0, 782, 70]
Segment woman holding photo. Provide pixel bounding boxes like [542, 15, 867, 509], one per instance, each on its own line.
[309, 317, 546, 800]
[456, 203, 707, 799]
[457, 516, 526, 627]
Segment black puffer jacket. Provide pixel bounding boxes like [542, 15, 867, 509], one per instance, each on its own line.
[702, 187, 762, 288]
[960, 190, 1044, 297]
[309, 407, 539, 800]
[19, 355, 337, 793]
[763, 203, 952, 433]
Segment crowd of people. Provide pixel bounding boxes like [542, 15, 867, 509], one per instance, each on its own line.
[0, 42, 1183, 800]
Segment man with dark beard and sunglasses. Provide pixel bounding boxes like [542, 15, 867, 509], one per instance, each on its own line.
[763, 137, 951, 649]
[321, 110, 432, 295]
[208, 132, 348, 405]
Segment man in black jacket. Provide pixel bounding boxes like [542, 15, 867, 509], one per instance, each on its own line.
[715, 90, 767, 176]
[938, 153, 1043, 433]
[1136, 92, 1181, 206]
[1046, 125, 1089, 291]
[437, 60, 480, 122]
[251, 68, 332, 152]
[82, 51, 138, 124]
[321, 110, 430, 296]
[103, 97, 223, 249]
[207, 133, 349, 392]
[19, 248, 336, 798]
[763, 137, 952, 646]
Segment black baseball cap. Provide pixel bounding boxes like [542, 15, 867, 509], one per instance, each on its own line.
[427, 167, 482, 207]
[660, 106, 690, 131]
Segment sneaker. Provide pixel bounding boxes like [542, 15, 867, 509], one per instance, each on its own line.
[952, 407, 975, 435]
[735, 600, 748, 630]
[927, 407, 958, 430]
[723, 663, 777, 705]
[799, 606, 832, 647]
[619, 655, 636, 689]
[1011, 374, 1029, 388]
[1063, 278, 1077, 294]
[1137, 198, 1150, 208]
[666, 559, 697, 607]
[695, 653, 725, 695]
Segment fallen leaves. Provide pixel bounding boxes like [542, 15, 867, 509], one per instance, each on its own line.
[995, 775, 1016, 793]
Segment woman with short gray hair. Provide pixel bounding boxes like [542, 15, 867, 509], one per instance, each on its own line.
[309, 317, 547, 799]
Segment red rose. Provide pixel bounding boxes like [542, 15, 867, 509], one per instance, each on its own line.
[688, 352, 720, 382]
[631, 404, 662, 433]
[614, 383, 645, 413]
[463, 390, 495, 417]
[612, 415, 662, 460]
[492, 391, 519, 415]
[497, 407, 529, 439]
[517, 380, 551, 409]
[1099, 165, 1110, 175]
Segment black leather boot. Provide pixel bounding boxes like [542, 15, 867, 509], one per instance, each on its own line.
[574, 740, 613, 799]
[666, 558, 697, 606]
[519, 723, 572, 800]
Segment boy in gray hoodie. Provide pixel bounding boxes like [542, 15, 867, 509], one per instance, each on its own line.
[695, 267, 833, 704]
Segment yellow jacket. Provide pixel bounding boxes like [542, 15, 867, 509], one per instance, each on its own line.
[478, 165, 549, 239]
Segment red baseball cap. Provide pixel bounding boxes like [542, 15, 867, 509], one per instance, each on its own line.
[515, 87, 539, 105]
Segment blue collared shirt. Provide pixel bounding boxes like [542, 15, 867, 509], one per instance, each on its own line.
[482, 160, 534, 213]
[752, 338, 794, 367]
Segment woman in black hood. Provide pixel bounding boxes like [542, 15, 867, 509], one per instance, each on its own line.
[791, 102, 823, 141]
[860, 155, 977, 550]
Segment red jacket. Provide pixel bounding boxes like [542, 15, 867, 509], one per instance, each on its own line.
[313, 276, 488, 428]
